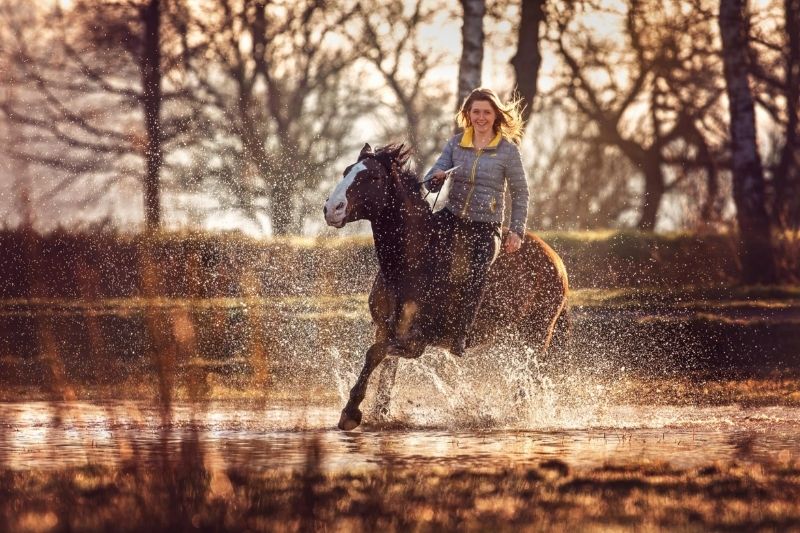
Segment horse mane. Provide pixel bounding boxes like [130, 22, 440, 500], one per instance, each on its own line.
[373, 143, 429, 206]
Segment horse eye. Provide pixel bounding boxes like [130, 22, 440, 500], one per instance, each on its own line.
[361, 169, 380, 181]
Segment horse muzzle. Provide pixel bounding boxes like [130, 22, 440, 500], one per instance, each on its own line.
[323, 199, 348, 228]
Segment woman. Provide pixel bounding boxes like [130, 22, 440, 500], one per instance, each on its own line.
[392, 87, 529, 357]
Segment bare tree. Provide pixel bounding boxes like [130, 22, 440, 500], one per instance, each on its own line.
[524, 108, 643, 230]
[749, 0, 800, 230]
[0, 0, 193, 232]
[179, 0, 363, 235]
[140, 0, 163, 231]
[719, 0, 778, 283]
[780, 0, 800, 228]
[778, 0, 800, 228]
[549, 0, 726, 230]
[352, 0, 452, 169]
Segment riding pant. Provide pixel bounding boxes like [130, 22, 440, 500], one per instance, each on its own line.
[426, 208, 500, 342]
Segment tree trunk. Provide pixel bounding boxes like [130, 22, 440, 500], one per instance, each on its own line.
[637, 159, 665, 230]
[270, 175, 296, 236]
[456, 0, 485, 112]
[511, 0, 546, 122]
[141, 0, 162, 233]
[403, 101, 423, 170]
[776, 0, 800, 228]
[719, 0, 778, 283]
[269, 139, 300, 236]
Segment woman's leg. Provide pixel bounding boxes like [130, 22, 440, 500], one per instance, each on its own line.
[449, 222, 500, 355]
[424, 209, 458, 316]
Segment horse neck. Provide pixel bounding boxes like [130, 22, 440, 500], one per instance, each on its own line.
[371, 184, 431, 286]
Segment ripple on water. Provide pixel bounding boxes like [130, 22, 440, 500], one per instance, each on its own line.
[0, 400, 798, 472]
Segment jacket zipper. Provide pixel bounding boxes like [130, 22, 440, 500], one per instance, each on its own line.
[460, 148, 483, 217]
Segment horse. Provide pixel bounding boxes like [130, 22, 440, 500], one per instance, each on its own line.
[323, 143, 569, 430]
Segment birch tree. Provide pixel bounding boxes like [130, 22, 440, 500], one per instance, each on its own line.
[719, 0, 778, 283]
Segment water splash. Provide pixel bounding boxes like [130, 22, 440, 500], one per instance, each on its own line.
[343, 330, 636, 431]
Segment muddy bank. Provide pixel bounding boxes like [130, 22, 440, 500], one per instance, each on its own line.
[2, 455, 799, 532]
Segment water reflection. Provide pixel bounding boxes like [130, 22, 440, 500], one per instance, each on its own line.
[1, 401, 798, 471]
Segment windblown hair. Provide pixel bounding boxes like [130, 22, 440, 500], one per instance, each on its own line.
[456, 88, 526, 145]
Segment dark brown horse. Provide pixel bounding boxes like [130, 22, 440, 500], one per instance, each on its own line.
[323, 143, 569, 430]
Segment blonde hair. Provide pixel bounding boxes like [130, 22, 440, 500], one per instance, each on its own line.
[456, 88, 526, 145]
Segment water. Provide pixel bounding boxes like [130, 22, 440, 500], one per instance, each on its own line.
[1, 401, 797, 472]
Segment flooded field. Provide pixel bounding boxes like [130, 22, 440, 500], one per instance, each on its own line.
[1, 291, 799, 530]
[1, 290, 799, 473]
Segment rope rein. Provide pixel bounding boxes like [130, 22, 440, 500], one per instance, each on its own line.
[418, 167, 458, 210]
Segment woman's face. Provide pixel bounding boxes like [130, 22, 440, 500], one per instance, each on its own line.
[468, 99, 497, 137]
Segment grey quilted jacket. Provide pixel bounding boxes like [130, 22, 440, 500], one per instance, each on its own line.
[423, 129, 529, 236]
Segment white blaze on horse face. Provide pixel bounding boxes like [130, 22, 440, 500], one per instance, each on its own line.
[325, 161, 366, 227]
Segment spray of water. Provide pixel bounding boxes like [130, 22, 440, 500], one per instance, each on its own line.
[328, 328, 629, 431]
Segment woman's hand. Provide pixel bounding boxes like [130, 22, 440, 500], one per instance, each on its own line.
[504, 232, 523, 253]
[429, 170, 447, 188]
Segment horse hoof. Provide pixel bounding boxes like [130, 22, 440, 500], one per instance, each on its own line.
[338, 409, 362, 430]
[372, 405, 391, 425]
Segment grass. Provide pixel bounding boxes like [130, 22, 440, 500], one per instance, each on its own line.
[605, 374, 800, 407]
[2, 367, 800, 408]
[0, 285, 798, 402]
[2, 284, 798, 315]
[1, 228, 797, 301]
[0, 294, 370, 316]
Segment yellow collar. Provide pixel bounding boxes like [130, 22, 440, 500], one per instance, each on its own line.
[460, 127, 502, 149]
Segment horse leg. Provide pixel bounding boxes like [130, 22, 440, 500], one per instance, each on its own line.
[372, 356, 398, 422]
[338, 341, 388, 430]
[395, 300, 420, 339]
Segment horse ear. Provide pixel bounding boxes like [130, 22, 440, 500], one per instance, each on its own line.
[358, 143, 373, 160]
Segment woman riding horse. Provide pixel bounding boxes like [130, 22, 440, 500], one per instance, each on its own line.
[323, 92, 568, 431]
[389, 87, 529, 357]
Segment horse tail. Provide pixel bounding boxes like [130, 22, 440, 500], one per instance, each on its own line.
[538, 238, 570, 355]
[548, 298, 571, 354]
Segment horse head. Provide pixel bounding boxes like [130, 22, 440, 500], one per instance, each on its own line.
[324, 143, 419, 228]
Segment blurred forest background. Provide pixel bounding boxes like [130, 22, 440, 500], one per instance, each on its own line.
[0, 0, 798, 283]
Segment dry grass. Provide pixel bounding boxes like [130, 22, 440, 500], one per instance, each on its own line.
[2, 448, 799, 532]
